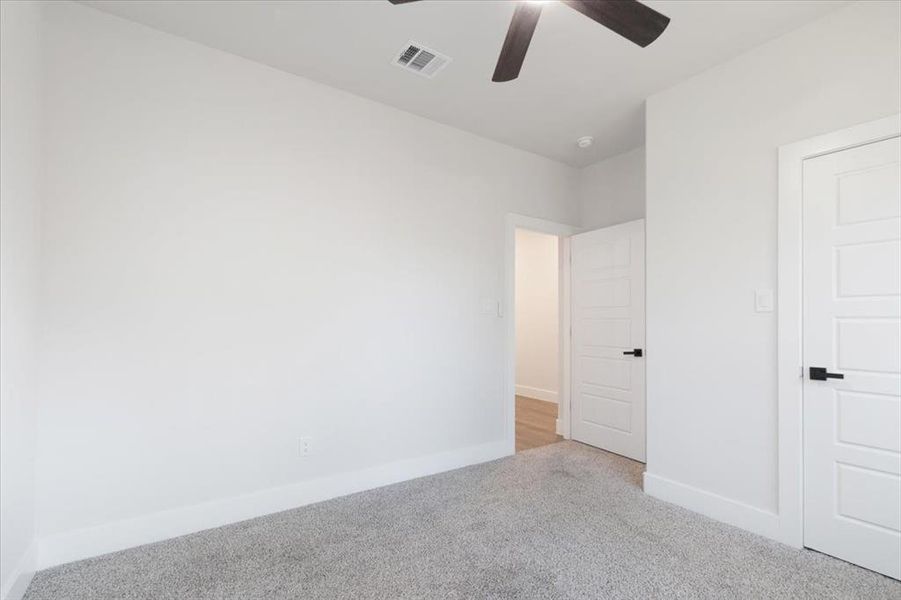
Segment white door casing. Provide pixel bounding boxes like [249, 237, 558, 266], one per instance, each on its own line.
[802, 135, 901, 579]
[505, 214, 579, 452]
[571, 219, 646, 461]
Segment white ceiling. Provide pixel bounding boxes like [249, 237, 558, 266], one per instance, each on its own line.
[79, 0, 847, 167]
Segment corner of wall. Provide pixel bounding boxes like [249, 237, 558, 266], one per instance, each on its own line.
[0, 543, 36, 600]
[575, 146, 646, 230]
[0, 1, 44, 598]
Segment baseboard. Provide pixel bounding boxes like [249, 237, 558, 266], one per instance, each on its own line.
[1, 542, 36, 600]
[515, 385, 558, 403]
[38, 440, 510, 570]
[643, 472, 783, 542]
[555, 419, 562, 435]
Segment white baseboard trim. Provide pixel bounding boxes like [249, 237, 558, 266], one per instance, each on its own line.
[515, 385, 558, 404]
[1, 542, 36, 600]
[38, 440, 510, 570]
[643, 472, 784, 542]
[555, 419, 562, 435]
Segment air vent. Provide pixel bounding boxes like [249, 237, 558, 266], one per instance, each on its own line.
[393, 42, 451, 79]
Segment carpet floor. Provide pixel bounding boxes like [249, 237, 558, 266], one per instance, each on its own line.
[25, 441, 900, 599]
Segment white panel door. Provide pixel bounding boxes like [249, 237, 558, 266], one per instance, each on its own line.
[571, 219, 645, 461]
[803, 135, 901, 579]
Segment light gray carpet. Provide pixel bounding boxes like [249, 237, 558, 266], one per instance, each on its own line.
[25, 441, 900, 599]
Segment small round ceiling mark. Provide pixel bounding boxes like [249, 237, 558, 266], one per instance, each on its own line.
[576, 136, 594, 149]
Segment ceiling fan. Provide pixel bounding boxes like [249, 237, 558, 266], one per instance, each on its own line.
[387, 0, 670, 82]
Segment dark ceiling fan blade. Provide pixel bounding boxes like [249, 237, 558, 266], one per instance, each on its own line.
[492, 2, 543, 83]
[560, 0, 669, 47]
[387, 0, 423, 4]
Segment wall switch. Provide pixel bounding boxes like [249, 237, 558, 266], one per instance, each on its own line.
[299, 437, 314, 457]
[755, 289, 774, 313]
[479, 298, 503, 318]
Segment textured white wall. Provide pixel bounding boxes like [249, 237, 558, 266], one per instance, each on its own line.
[645, 0, 901, 516]
[578, 146, 645, 230]
[514, 229, 559, 403]
[0, 1, 42, 597]
[35, 1, 579, 555]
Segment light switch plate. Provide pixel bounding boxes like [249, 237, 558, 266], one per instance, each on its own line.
[479, 298, 503, 317]
[755, 289, 774, 313]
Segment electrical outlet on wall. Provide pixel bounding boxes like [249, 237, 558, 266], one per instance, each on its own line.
[298, 437, 314, 457]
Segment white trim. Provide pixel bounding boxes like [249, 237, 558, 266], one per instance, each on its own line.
[505, 214, 579, 453]
[643, 473, 786, 542]
[36, 439, 508, 570]
[777, 113, 901, 548]
[514, 384, 558, 404]
[1, 542, 36, 600]
[560, 236, 573, 439]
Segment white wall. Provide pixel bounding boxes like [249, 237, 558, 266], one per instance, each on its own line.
[514, 229, 558, 403]
[578, 146, 645, 230]
[0, 2, 43, 598]
[644, 0, 901, 533]
[13, 0, 895, 578]
[34, 1, 578, 566]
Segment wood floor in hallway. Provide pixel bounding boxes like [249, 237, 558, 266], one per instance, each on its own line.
[515, 395, 562, 452]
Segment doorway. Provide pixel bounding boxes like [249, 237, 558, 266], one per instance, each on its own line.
[514, 228, 563, 452]
[505, 215, 648, 460]
[505, 214, 577, 455]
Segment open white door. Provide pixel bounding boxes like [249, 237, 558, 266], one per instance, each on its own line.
[571, 219, 645, 461]
[802, 135, 901, 579]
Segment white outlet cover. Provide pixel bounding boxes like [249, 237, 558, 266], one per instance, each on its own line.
[299, 437, 314, 457]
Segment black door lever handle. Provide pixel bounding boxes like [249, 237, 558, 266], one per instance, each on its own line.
[623, 349, 643, 357]
[810, 366, 844, 381]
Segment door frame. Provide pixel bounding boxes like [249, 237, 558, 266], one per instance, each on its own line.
[776, 113, 901, 548]
[504, 214, 580, 455]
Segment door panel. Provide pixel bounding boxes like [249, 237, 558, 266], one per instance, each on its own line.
[582, 356, 632, 390]
[837, 464, 901, 531]
[580, 279, 631, 307]
[571, 220, 645, 461]
[836, 391, 901, 452]
[802, 135, 901, 579]
[837, 163, 901, 224]
[836, 241, 901, 297]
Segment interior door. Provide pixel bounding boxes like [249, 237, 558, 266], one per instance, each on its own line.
[802, 135, 901, 579]
[571, 219, 645, 461]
